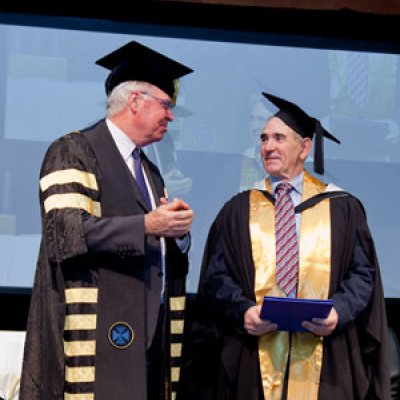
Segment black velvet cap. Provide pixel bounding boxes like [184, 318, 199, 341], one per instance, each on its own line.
[96, 41, 193, 98]
[262, 92, 340, 175]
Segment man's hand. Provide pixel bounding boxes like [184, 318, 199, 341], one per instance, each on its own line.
[244, 305, 278, 336]
[301, 307, 339, 336]
[144, 197, 194, 238]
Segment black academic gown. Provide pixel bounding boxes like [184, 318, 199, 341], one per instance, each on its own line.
[19, 120, 188, 400]
[180, 189, 390, 400]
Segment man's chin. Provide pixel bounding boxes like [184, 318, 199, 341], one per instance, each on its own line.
[154, 129, 167, 141]
[264, 161, 281, 176]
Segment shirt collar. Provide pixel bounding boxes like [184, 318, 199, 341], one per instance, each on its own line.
[106, 118, 137, 163]
[270, 172, 303, 195]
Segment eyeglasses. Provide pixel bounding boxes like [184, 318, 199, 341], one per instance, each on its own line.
[139, 91, 174, 111]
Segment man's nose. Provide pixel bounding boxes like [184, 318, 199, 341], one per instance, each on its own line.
[166, 108, 174, 121]
[262, 139, 275, 152]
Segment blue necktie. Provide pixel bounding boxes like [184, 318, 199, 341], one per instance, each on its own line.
[132, 148, 152, 209]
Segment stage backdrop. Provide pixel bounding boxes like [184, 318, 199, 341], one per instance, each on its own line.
[0, 13, 399, 296]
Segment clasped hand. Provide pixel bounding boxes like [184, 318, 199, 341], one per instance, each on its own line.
[244, 305, 338, 337]
[145, 197, 194, 238]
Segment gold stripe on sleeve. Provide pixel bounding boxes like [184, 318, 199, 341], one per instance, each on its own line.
[65, 288, 98, 304]
[170, 320, 184, 334]
[40, 169, 98, 192]
[64, 340, 96, 357]
[170, 343, 182, 357]
[65, 366, 95, 383]
[169, 296, 185, 311]
[64, 393, 94, 400]
[44, 193, 101, 216]
[65, 314, 97, 331]
[171, 367, 180, 382]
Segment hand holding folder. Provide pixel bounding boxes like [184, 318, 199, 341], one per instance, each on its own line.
[260, 296, 334, 332]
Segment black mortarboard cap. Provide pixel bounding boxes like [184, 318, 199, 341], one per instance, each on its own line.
[96, 41, 193, 99]
[262, 92, 340, 175]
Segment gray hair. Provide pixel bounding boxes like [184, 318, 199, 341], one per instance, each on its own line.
[106, 81, 152, 117]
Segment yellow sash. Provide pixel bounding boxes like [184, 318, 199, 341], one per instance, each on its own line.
[250, 171, 331, 400]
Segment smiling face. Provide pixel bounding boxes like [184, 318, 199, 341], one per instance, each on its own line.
[131, 84, 175, 146]
[260, 116, 312, 180]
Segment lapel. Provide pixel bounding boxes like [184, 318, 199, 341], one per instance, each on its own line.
[84, 120, 159, 214]
[141, 150, 164, 207]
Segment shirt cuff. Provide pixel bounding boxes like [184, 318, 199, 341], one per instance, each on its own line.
[175, 233, 191, 253]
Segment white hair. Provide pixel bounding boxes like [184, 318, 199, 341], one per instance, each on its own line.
[106, 81, 152, 117]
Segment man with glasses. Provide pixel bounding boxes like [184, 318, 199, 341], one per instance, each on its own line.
[20, 41, 194, 400]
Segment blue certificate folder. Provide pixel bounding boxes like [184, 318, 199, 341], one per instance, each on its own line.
[260, 296, 334, 332]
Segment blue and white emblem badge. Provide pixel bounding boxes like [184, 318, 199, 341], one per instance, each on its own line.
[108, 322, 135, 349]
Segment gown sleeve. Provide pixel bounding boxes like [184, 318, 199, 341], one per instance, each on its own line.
[39, 133, 97, 262]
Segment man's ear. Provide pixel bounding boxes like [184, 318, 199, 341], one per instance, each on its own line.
[301, 137, 313, 160]
[128, 90, 140, 112]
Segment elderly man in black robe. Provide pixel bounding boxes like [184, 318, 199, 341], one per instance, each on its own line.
[181, 92, 390, 400]
[20, 41, 194, 400]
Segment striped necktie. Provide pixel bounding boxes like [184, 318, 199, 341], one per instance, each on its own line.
[132, 148, 152, 210]
[275, 182, 299, 296]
